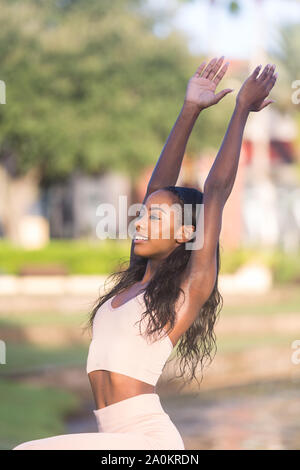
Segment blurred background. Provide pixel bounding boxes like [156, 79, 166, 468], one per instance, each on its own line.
[0, 0, 300, 450]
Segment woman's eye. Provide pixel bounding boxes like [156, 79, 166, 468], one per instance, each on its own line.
[136, 211, 158, 220]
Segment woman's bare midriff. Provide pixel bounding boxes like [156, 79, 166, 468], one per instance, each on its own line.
[88, 370, 155, 410]
[87, 282, 183, 410]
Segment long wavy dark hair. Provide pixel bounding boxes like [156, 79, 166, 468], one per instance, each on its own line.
[83, 185, 223, 392]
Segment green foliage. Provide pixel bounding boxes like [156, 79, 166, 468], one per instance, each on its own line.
[229, 1, 240, 14]
[268, 249, 300, 284]
[220, 246, 300, 285]
[219, 246, 253, 273]
[0, 0, 235, 185]
[0, 238, 130, 274]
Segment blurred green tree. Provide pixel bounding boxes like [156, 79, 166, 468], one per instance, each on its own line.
[0, 0, 234, 240]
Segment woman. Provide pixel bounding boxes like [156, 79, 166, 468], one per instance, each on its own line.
[13, 57, 277, 450]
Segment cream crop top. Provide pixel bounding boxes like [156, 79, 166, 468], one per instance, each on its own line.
[86, 291, 174, 386]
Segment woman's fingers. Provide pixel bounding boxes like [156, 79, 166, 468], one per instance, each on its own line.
[258, 63, 275, 83]
[207, 56, 225, 81]
[265, 72, 278, 94]
[202, 56, 222, 79]
[213, 61, 229, 85]
[201, 57, 218, 78]
[257, 68, 277, 110]
[257, 64, 270, 81]
[258, 98, 275, 111]
[214, 88, 234, 103]
[194, 61, 207, 77]
[198, 55, 227, 82]
[252, 64, 262, 79]
[261, 64, 276, 85]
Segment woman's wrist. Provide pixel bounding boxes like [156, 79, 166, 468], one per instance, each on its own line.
[182, 99, 204, 115]
[235, 99, 251, 116]
[235, 100, 251, 119]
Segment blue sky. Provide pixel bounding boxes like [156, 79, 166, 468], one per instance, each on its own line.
[146, 0, 300, 59]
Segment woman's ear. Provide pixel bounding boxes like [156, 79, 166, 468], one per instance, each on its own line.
[175, 225, 195, 243]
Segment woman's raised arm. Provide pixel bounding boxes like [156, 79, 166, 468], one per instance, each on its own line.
[146, 56, 233, 191]
[186, 63, 278, 299]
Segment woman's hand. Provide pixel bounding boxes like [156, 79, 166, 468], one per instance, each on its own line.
[184, 56, 233, 111]
[236, 63, 278, 112]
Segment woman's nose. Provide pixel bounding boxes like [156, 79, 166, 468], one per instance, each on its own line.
[135, 220, 144, 230]
[135, 216, 148, 233]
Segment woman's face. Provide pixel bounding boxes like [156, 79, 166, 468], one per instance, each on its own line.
[133, 189, 194, 259]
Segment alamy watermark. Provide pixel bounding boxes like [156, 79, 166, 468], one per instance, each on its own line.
[0, 80, 6, 104]
[291, 80, 300, 104]
[0, 340, 6, 365]
[291, 339, 300, 365]
[95, 196, 205, 251]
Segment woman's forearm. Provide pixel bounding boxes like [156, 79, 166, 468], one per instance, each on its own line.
[204, 102, 250, 199]
[147, 101, 202, 190]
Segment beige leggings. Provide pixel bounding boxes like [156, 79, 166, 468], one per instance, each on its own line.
[12, 393, 185, 450]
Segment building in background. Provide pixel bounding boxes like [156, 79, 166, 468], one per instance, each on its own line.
[45, 171, 131, 240]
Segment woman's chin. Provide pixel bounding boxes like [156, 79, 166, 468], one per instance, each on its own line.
[134, 242, 151, 255]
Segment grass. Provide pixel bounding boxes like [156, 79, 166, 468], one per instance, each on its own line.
[0, 379, 80, 450]
[221, 288, 300, 317]
[217, 332, 297, 353]
[0, 335, 88, 449]
[1, 343, 88, 376]
[0, 311, 88, 327]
